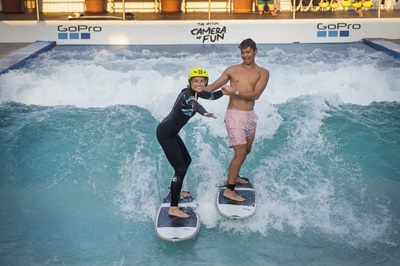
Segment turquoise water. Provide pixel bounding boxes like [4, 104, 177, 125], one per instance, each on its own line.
[0, 43, 399, 265]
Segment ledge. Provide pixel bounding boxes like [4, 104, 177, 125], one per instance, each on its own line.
[363, 38, 400, 58]
[0, 41, 56, 75]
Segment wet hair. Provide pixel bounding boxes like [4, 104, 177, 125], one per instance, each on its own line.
[238, 38, 257, 51]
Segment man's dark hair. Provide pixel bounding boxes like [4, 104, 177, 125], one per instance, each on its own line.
[238, 38, 257, 51]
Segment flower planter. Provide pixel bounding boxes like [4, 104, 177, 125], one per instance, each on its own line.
[233, 0, 253, 13]
[161, 0, 181, 13]
[85, 0, 104, 13]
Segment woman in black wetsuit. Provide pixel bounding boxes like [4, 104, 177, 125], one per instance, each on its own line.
[156, 67, 223, 219]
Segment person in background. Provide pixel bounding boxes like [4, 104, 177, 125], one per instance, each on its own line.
[257, 0, 278, 15]
[353, 0, 366, 17]
[156, 67, 224, 218]
[205, 38, 270, 201]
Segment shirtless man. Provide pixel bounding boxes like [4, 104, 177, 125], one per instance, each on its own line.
[205, 38, 270, 201]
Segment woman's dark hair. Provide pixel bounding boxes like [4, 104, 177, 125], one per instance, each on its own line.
[238, 38, 257, 51]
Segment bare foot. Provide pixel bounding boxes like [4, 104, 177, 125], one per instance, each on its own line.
[223, 189, 245, 202]
[180, 191, 191, 197]
[236, 176, 249, 184]
[169, 207, 190, 218]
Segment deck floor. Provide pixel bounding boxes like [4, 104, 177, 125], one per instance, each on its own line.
[0, 9, 399, 21]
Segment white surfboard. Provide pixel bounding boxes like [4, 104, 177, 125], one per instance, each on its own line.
[155, 191, 200, 242]
[67, 13, 123, 20]
[216, 178, 256, 219]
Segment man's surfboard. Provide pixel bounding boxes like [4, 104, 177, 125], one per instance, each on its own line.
[216, 178, 256, 219]
[155, 191, 200, 242]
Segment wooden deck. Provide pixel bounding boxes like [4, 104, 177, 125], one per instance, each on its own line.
[0, 9, 399, 21]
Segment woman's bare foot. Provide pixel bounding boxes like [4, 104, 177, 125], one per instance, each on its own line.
[169, 207, 190, 218]
[223, 189, 245, 202]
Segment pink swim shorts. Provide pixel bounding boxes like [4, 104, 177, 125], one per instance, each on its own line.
[224, 109, 258, 148]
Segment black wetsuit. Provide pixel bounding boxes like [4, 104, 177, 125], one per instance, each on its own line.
[156, 87, 223, 206]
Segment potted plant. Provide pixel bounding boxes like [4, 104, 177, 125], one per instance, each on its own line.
[1, 0, 22, 13]
[85, 0, 104, 13]
[161, 0, 181, 13]
[233, 0, 253, 13]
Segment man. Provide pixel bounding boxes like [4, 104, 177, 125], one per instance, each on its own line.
[205, 38, 270, 201]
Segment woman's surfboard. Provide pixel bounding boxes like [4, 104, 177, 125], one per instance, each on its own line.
[216, 179, 256, 219]
[155, 191, 200, 242]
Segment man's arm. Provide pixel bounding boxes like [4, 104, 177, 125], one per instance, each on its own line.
[204, 67, 231, 92]
[222, 69, 270, 100]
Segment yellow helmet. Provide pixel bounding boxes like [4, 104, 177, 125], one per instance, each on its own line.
[188, 67, 209, 87]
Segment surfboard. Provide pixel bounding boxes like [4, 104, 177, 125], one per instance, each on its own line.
[216, 178, 256, 219]
[67, 13, 123, 20]
[155, 191, 200, 242]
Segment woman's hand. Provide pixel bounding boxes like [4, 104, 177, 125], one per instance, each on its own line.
[204, 112, 217, 119]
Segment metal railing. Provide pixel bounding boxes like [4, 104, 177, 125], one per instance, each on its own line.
[3, 0, 399, 20]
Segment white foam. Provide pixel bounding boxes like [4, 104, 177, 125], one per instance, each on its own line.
[114, 131, 158, 222]
[1, 45, 399, 109]
[186, 92, 392, 248]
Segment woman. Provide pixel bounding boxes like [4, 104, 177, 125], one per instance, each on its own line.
[156, 67, 223, 218]
[352, 0, 366, 17]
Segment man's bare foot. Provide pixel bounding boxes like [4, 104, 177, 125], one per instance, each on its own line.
[236, 176, 249, 184]
[180, 191, 191, 197]
[223, 189, 245, 202]
[169, 207, 190, 218]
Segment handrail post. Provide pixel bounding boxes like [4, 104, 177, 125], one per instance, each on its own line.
[36, 0, 39, 21]
[123, 0, 126, 20]
[293, 0, 296, 19]
[378, 0, 380, 18]
[208, 0, 211, 20]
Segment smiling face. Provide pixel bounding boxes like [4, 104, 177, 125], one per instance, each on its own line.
[190, 76, 207, 92]
[241, 46, 257, 65]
